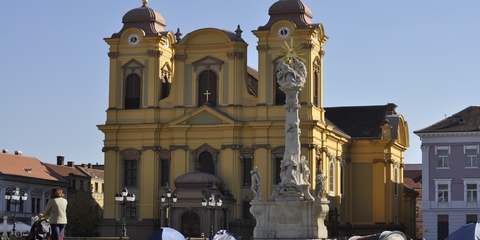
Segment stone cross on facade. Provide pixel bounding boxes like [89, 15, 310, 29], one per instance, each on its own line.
[204, 90, 211, 103]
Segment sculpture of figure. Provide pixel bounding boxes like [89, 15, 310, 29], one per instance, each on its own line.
[280, 155, 298, 186]
[276, 59, 307, 89]
[292, 59, 307, 85]
[301, 156, 310, 183]
[314, 170, 326, 198]
[250, 166, 262, 200]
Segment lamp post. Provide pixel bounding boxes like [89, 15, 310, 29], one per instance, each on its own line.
[160, 183, 177, 227]
[5, 187, 28, 237]
[114, 188, 135, 237]
[201, 194, 222, 238]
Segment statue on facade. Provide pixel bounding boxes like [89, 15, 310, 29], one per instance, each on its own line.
[251, 166, 262, 200]
[314, 170, 327, 199]
[301, 156, 310, 184]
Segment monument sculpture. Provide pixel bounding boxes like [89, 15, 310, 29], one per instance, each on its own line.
[250, 40, 330, 239]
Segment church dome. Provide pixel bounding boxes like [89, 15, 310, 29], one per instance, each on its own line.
[258, 0, 317, 30]
[269, 0, 313, 20]
[111, 3, 167, 38]
[174, 171, 222, 187]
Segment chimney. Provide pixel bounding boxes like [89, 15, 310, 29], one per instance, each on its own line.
[2, 149, 7, 153]
[386, 103, 398, 115]
[88, 163, 92, 169]
[15, 150, 22, 155]
[67, 161, 75, 167]
[81, 164, 87, 168]
[57, 156, 65, 166]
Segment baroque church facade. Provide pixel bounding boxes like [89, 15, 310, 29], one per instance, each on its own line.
[98, 0, 412, 238]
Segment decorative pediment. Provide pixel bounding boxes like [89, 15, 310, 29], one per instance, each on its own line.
[191, 56, 224, 71]
[122, 59, 145, 75]
[168, 105, 237, 126]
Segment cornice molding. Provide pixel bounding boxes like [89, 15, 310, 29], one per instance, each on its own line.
[142, 146, 161, 151]
[252, 144, 270, 150]
[147, 50, 163, 57]
[226, 52, 245, 60]
[221, 144, 243, 150]
[108, 52, 119, 58]
[170, 145, 189, 151]
[416, 132, 480, 137]
[256, 45, 269, 52]
[174, 54, 187, 61]
[102, 147, 119, 152]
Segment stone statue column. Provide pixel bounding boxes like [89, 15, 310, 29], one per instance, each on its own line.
[276, 59, 307, 189]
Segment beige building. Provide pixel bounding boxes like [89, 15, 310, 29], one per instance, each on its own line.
[98, 0, 411, 239]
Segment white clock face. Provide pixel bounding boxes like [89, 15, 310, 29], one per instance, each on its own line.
[277, 26, 291, 39]
[127, 34, 140, 45]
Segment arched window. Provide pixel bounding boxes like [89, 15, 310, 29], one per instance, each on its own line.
[125, 74, 141, 109]
[329, 159, 335, 195]
[198, 151, 215, 175]
[313, 58, 321, 107]
[198, 70, 217, 107]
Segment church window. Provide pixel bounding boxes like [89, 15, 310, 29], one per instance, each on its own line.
[160, 159, 170, 187]
[313, 57, 321, 107]
[199, 151, 215, 175]
[272, 147, 285, 185]
[394, 165, 399, 197]
[313, 73, 319, 107]
[124, 160, 138, 187]
[274, 64, 286, 106]
[161, 75, 171, 100]
[241, 147, 255, 186]
[121, 148, 141, 187]
[198, 70, 217, 107]
[125, 74, 141, 109]
[159, 149, 171, 187]
[243, 157, 253, 186]
[125, 201, 137, 219]
[329, 160, 335, 195]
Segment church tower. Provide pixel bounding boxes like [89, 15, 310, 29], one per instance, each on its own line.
[99, 0, 176, 236]
[252, 0, 328, 122]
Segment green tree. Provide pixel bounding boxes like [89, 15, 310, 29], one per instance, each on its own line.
[66, 190, 103, 237]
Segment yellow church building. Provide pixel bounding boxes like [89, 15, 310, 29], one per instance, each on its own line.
[98, 0, 411, 239]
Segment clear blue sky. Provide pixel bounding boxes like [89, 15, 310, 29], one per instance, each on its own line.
[1, 1, 479, 165]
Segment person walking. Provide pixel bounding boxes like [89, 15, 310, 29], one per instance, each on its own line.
[43, 187, 67, 240]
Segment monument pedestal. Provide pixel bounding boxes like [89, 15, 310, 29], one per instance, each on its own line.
[250, 197, 329, 239]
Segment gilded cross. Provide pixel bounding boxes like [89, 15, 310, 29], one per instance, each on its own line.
[204, 90, 211, 103]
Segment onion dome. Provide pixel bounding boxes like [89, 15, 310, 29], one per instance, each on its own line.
[258, 0, 317, 30]
[111, 1, 166, 38]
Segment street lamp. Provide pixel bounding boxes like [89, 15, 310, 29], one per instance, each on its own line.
[115, 188, 135, 237]
[5, 187, 28, 237]
[201, 194, 222, 238]
[160, 183, 177, 227]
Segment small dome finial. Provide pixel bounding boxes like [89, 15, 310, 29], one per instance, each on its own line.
[142, 0, 148, 6]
